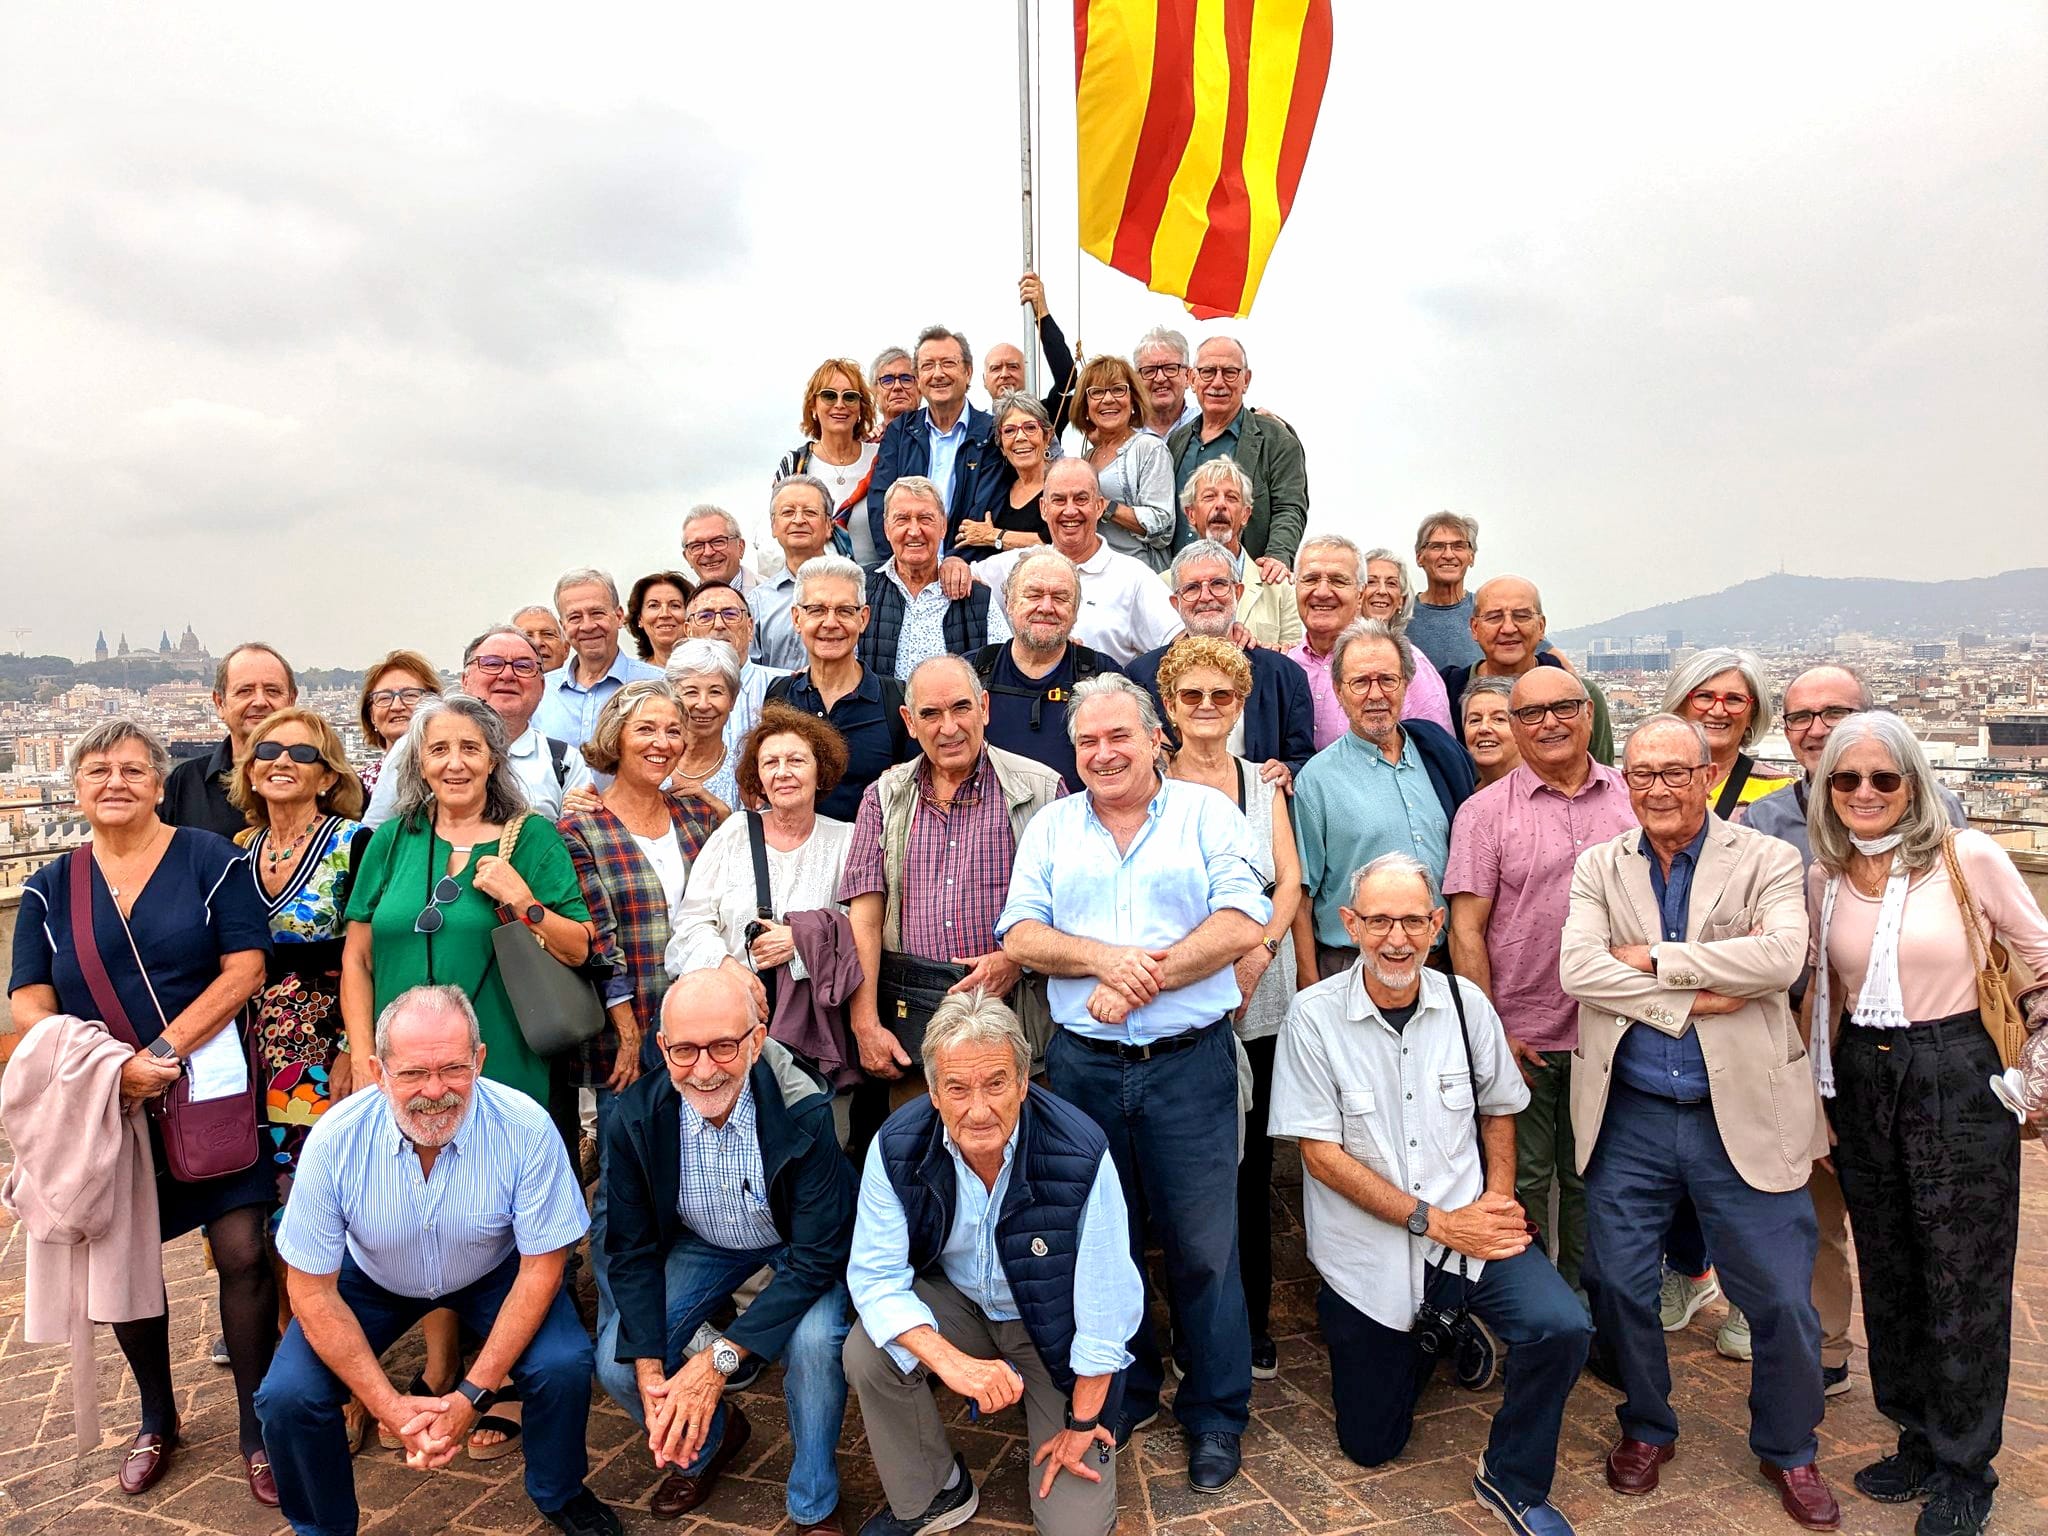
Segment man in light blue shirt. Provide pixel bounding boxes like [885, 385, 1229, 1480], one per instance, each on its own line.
[997, 673, 1268, 1495]
[749, 476, 839, 670]
[256, 986, 619, 1536]
[846, 991, 1142, 1536]
[533, 568, 664, 746]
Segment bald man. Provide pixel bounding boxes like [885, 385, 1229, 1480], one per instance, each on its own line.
[1440, 576, 1613, 765]
[981, 272, 1079, 432]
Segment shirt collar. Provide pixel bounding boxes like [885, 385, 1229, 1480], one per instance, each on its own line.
[885, 558, 943, 598]
[940, 1118, 1020, 1176]
[550, 648, 632, 696]
[507, 725, 543, 761]
[923, 405, 969, 440]
[383, 1084, 484, 1158]
[681, 1080, 756, 1140]
[1085, 773, 1168, 833]
[1073, 538, 1112, 573]
[1640, 818, 1711, 865]
[207, 736, 237, 775]
[1343, 965, 1446, 1028]
[1513, 758, 1615, 800]
[795, 666, 881, 706]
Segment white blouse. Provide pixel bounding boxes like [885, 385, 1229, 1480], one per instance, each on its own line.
[663, 811, 854, 978]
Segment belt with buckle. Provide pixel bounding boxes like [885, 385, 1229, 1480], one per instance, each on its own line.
[1068, 1025, 1214, 1062]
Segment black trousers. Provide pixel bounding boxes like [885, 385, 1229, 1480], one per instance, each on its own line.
[1830, 1010, 2020, 1495]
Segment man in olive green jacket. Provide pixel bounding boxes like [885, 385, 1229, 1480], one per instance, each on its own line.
[1166, 336, 1307, 570]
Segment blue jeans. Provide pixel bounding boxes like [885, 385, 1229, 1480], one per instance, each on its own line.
[594, 1236, 849, 1524]
[1317, 1246, 1590, 1506]
[255, 1254, 593, 1536]
[1045, 1020, 1250, 1435]
[1582, 1082, 1823, 1467]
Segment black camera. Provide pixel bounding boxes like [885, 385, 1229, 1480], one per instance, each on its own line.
[1411, 1298, 1465, 1361]
[1411, 1298, 1498, 1391]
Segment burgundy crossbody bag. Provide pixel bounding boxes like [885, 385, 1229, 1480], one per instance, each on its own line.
[68, 843, 262, 1182]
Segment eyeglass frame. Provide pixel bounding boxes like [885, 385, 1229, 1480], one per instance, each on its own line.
[655, 1031, 755, 1069]
[1342, 910, 1438, 939]
[1509, 700, 1587, 726]
[1783, 705, 1856, 731]
[1623, 764, 1708, 790]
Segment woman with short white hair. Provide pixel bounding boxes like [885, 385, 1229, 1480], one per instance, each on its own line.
[1661, 646, 1792, 819]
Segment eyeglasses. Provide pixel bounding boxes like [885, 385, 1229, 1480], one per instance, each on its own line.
[415, 875, 462, 935]
[1349, 913, 1435, 938]
[875, 372, 915, 388]
[1340, 672, 1404, 697]
[1624, 765, 1706, 789]
[1135, 362, 1183, 379]
[1175, 577, 1237, 598]
[1420, 539, 1471, 556]
[1828, 770, 1908, 794]
[814, 387, 863, 405]
[367, 687, 429, 710]
[688, 606, 748, 627]
[469, 654, 542, 678]
[916, 358, 962, 376]
[657, 1034, 750, 1068]
[1784, 705, 1856, 731]
[384, 1059, 479, 1090]
[252, 741, 325, 766]
[796, 602, 864, 624]
[683, 534, 734, 558]
[1687, 689, 1753, 713]
[78, 763, 154, 787]
[1084, 385, 1131, 400]
[998, 422, 1044, 439]
[1193, 364, 1244, 383]
[1175, 687, 1240, 709]
[1510, 700, 1587, 725]
[1475, 609, 1539, 628]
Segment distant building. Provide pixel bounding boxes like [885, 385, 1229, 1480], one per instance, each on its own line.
[94, 631, 108, 663]
[1586, 650, 1674, 674]
[1913, 643, 1950, 662]
[1987, 712, 2048, 761]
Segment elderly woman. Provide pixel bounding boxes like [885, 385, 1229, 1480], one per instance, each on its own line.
[626, 570, 695, 669]
[1460, 675, 1522, 786]
[1662, 646, 1793, 819]
[1077, 353, 1175, 569]
[661, 635, 746, 814]
[1359, 547, 1454, 734]
[1806, 714, 2048, 1533]
[9, 720, 276, 1502]
[778, 358, 880, 564]
[1157, 635, 1301, 1381]
[354, 648, 441, 795]
[951, 390, 1052, 560]
[870, 345, 919, 438]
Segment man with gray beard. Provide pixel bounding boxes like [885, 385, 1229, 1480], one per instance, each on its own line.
[256, 986, 619, 1536]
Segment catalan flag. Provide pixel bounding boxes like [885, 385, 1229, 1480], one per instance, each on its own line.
[1075, 0, 1332, 318]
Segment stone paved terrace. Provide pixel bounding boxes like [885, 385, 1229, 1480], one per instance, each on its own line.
[2, 1134, 2046, 1536]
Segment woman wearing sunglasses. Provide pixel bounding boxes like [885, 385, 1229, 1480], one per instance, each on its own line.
[353, 648, 441, 796]
[1157, 634, 1301, 1383]
[1662, 646, 1794, 821]
[777, 358, 878, 564]
[1806, 712, 2048, 1535]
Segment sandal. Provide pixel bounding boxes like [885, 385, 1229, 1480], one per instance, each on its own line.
[343, 1399, 373, 1456]
[465, 1394, 524, 1462]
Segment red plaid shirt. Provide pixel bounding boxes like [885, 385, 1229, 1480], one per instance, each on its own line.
[838, 753, 1021, 962]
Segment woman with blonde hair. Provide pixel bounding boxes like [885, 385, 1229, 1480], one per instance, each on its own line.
[777, 357, 879, 563]
[1076, 353, 1175, 570]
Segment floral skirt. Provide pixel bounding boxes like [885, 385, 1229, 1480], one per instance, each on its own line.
[256, 963, 344, 1218]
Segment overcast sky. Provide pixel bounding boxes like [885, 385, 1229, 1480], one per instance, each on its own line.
[3, 2, 2044, 669]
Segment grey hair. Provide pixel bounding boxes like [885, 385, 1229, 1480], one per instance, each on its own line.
[1348, 851, 1441, 912]
[1331, 619, 1417, 686]
[1625, 712, 1712, 765]
[770, 473, 835, 518]
[374, 984, 481, 1061]
[869, 346, 911, 379]
[1662, 646, 1773, 751]
[553, 567, 621, 609]
[1295, 532, 1364, 580]
[793, 553, 867, 604]
[1461, 674, 1516, 711]
[391, 693, 528, 824]
[1168, 538, 1240, 589]
[883, 475, 946, 519]
[213, 642, 298, 701]
[915, 324, 972, 373]
[1065, 672, 1163, 745]
[1200, 334, 1250, 369]
[1415, 511, 1479, 556]
[665, 637, 742, 689]
[68, 718, 172, 782]
[1360, 547, 1417, 629]
[1178, 455, 1254, 512]
[1780, 664, 1872, 715]
[1132, 325, 1190, 366]
[907, 653, 984, 710]
[462, 625, 537, 667]
[1001, 547, 1081, 612]
[1808, 712, 1952, 875]
[919, 987, 1031, 1083]
[682, 503, 742, 540]
[510, 604, 559, 628]
[991, 390, 1053, 433]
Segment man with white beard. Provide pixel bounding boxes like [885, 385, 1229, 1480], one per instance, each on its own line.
[256, 986, 620, 1536]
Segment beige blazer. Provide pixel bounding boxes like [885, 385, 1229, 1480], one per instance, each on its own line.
[1560, 817, 1825, 1193]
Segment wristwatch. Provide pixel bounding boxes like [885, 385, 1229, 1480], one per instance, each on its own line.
[1064, 1402, 1102, 1433]
[710, 1337, 743, 1376]
[453, 1378, 498, 1415]
[145, 1037, 180, 1062]
[1407, 1199, 1431, 1237]
[1261, 936, 1281, 958]
[523, 902, 546, 927]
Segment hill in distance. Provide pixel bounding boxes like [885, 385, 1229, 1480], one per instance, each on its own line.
[1551, 569, 2048, 651]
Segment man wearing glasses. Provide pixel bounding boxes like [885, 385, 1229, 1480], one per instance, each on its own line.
[1446, 669, 1636, 1300]
[1132, 326, 1199, 440]
[596, 965, 854, 1533]
[1438, 576, 1613, 765]
[681, 505, 758, 596]
[866, 325, 996, 557]
[1165, 336, 1307, 567]
[1560, 715, 1839, 1531]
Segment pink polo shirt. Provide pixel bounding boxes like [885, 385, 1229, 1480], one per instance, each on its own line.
[1443, 760, 1637, 1051]
[1288, 640, 1455, 751]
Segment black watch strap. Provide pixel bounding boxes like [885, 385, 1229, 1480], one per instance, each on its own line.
[454, 1378, 498, 1415]
[1064, 1402, 1101, 1433]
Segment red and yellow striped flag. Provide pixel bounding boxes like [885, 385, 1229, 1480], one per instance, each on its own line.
[1075, 0, 1332, 319]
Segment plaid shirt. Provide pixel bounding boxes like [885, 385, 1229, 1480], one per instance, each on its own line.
[558, 794, 721, 1084]
[838, 752, 1016, 960]
[677, 1082, 781, 1252]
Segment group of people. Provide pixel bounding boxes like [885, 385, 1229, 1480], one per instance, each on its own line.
[8, 302, 2048, 1536]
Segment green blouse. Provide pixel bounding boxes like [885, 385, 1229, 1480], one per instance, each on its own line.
[345, 813, 591, 1104]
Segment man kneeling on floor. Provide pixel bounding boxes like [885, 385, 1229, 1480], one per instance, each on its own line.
[845, 988, 1143, 1536]
[1269, 854, 1592, 1536]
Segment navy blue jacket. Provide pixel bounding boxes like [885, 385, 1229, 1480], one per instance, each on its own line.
[1403, 716, 1480, 827]
[866, 404, 997, 557]
[1125, 642, 1317, 777]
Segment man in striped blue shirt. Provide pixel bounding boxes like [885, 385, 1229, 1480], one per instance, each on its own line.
[255, 986, 620, 1536]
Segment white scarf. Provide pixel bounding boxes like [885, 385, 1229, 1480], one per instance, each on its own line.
[1811, 860, 1912, 1097]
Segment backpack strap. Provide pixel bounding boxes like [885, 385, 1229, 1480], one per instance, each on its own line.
[546, 736, 571, 786]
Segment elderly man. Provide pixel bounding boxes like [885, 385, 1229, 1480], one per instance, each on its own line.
[682, 580, 791, 753]
[1439, 576, 1613, 764]
[256, 986, 617, 1536]
[1126, 539, 1316, 787]
[846, 991, 1142, 1536]
[1132, 325, 1199, 439]
[871, 347, 920, 435]
[162, 641, 297, 834]
[972, 458, 1182, 666]
[597, 966, 854, 1532]
[682, 504, 758, 595]
[1165, 337, 1306, 567]
[1292, 621, 1475, 986]
[969, 549, 1123, 791]
[1445, 668, 1635, 1296]
[1289, 536, 1454, 750]
[860, 476, 1004, 680]
[839, 655, 1065, 1091]
[1405, 512, 1485, 672]
[998, 674, 1271, 1493]
[1559, 715, 1837, 1530]
[535, 568, 664, 746]
[752, 476, 842, 671]
[1271, 854, 1590, 1535]
[867, 325, 997, 553]
[982, 272, 1079, 431]
[1175, 458, 1301, 647]
[513, 606, 570, 673]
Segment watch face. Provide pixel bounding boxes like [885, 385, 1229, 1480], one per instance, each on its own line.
[525, 903, 545, 925]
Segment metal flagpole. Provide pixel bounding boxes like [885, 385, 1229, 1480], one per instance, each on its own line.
[1017, 0, 1039, 393]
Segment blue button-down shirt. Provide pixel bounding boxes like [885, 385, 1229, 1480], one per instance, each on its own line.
[1294, 730, 1453, 946]
[922, 406, 971, 513]
[847, 1121, 1142, 1376]
[1614, 820, 1712, 1100]
[676, 1082, 783, 1253]
[533, 647, 664, 747]
[276, 1078, 588, 1299]
[998, 777, 1271, 1043]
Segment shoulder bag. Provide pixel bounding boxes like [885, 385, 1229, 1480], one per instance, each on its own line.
[744, 811, 782, 1011]
[1938, 833, 2038, 1140]
[489, 813, 607, 1058]
[67, 843, 261, 1182]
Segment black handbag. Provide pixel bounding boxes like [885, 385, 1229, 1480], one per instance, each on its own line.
[876, 951, 969, 1059]
[489, 814, 607, 1058]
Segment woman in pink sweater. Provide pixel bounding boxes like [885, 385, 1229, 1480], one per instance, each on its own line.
[1806, 712, 2048, 1536]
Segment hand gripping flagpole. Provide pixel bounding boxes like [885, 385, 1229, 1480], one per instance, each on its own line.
[1017, 0, 1040, 394]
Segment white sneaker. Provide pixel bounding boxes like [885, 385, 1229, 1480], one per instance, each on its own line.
[1658, 1268, 1721, 1332]
[1715, 1306, 1752, 1361]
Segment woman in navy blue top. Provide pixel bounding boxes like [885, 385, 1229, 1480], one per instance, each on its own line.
[9, 721, 276, 1505]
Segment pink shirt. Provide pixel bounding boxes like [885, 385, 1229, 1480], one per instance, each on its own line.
[1808, 829, 2048, 1023]
[1288, 639, 1455, 752]
[1444, 760, 1638, 1050]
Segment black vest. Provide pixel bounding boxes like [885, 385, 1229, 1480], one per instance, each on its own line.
[860, 570, 991, 677]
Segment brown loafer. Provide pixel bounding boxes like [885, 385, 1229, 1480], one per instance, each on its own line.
[791, 1505, 842, 1536]
[1760, 1461, 1841, 1530]
[650, 1406, 752, 1519]
[1604, 1436, 1674, 1495]
[118, 1423, 180, 1497]
[244, 1450, 280, 1507]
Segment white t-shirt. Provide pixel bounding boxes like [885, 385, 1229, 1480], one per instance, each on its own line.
[634, 830, 692, 921]
[973, 538, 1183, 665]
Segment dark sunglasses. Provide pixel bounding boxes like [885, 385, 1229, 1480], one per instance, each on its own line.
[814, 387, 863, 405]
[1827, 770, 1908, 795]
[1175, 687, 1239, 709]
[253, 741, 325, 766]
[414, 876, 463, 935]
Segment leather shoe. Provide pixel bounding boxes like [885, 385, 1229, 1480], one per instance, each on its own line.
[244, 1449, 280, 1507]
[792, 1506, 842, 1536]
[650, 1406, 752, 1519]
[1760, 1461, 1841, 1531]
[1604, 1437, 1674, 1495]
[118, 1422, 179, 1497]
[1187, 1431, 1242, 1494]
